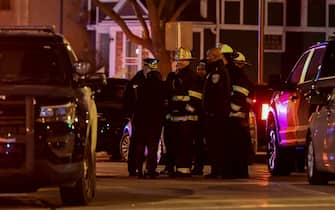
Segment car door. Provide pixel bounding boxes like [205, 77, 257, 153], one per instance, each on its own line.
[310, 104, 329, 169]
[296, 46, 327, 146]
[275, 50, 312, 146]
[324, 89, 335, 172]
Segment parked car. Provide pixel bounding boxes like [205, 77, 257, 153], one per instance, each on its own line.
[119, 119, 165, 163]
[0, 26, 102, 205]
[250, 84, 273, 153]
[307, 88, 335, 185]
[266, 38, 335, 176]
[94, 77, 129, 160]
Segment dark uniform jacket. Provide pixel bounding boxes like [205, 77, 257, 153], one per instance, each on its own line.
[123, 70, 165, 126]
[203, 60, 231, 118]
[228, 64, 254, 120]
[165, 65, 203, 123]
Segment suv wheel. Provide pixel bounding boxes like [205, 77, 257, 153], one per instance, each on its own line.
[267, 119, 291, 176]
[60, 136, 96, 205]
[307, 138, 328, 185]
[120, 131, 130, 161]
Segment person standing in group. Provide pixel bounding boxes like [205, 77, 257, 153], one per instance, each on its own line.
[228, 51, 254, 178]
[202, 47, 232, 178]
[123, 58, 165, 178]
[191, 59, 207, 175]
[164, 47, 203, 177]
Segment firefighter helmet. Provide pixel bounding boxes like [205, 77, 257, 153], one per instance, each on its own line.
[143, 58, 159, 69]
[174, 47, 195, 61]
[234, 52, 247, 63]
[215, 43, 234, 54]
[234, 51, 250, 66]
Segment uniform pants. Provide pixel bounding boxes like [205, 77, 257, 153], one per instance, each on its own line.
[225, 117, 250, 178]
[204, 116, 229, 175]
[192, 121, 205, 172]
[165, 121, 196, 173]
[132, 121, 162, 174]
[163, 122, 178, 172]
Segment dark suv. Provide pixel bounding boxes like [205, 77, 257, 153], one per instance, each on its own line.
[94, 77, 129, 160]
[0, 26, 101, 205]
[266, 38, 335, 176]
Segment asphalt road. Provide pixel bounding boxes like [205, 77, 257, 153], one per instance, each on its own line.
[1, 159, 335, 210]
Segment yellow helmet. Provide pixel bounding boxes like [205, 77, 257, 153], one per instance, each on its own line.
[234, 52, 246, 63]
[143, 58, 159, 69]
[174, 47, 194, 60]
[215, 43, 234, 54]
[234, 51, 251, 66]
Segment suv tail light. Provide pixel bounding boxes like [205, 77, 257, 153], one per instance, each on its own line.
[261, 103, 270, 120]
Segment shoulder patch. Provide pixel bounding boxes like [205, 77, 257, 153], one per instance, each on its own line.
[211, 73, 220, 84]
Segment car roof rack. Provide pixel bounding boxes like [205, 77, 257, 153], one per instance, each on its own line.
[0, 25, 56, 34]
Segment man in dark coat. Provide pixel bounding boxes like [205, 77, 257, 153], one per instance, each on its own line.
[202, 47, 232, 178]
[123, 58, 165, 178]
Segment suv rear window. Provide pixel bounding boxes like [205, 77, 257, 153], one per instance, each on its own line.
[0, 42, 72, 86]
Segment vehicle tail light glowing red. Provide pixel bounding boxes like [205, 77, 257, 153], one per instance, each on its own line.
[261, 104, 269, 120]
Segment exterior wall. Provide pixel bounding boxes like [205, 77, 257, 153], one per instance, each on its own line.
[0, 0, 94, 65]
[0, 0, 29, 25]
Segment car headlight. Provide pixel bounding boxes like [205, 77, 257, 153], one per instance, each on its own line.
[38, 103, 77, 123]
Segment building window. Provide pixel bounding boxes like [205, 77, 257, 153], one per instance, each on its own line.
[329, 4, 335, 27]
[307, 0, 325, 26]
[264, 34, 283, 51]
[123, 35, 142, 79]
[286, 0, 301, 26]
[0, 0, 10, 10]
[267, 2, 283, 26]
[243, 0, 258, 25]
[224, 0, 240, 24]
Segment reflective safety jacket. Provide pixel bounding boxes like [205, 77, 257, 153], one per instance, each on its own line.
[228, 64, 254, 120]
[202, 60, 232, 118]
[165, 65, 203, 123]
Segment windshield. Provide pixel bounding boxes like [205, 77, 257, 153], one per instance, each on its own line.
[0, 43, 72, 86]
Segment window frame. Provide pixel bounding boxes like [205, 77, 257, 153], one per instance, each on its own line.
[222, 0, 243, 25]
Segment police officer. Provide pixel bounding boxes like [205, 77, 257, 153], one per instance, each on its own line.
[202, 47, 232, 178]
[123, 58, 165, 178]
[191, 59, 207, 175]
[228, 51, 254, 178]
[164, 47, 203, 177]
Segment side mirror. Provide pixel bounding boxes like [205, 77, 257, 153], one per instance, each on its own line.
[83, 73, 107, 91]
[74, 61, 91, 75]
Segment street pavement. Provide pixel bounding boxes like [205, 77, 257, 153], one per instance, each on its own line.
[3, 154, 335, 210]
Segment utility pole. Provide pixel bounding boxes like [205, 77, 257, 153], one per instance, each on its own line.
[258, 0, 265, 84]
[59, 0, 63, 33]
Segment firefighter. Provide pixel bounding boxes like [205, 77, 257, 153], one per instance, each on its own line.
[228, 51, 254, 178]
[202, 47, 232, 178]
[164, 47, 203, 177]
[123, 58, 165, 178]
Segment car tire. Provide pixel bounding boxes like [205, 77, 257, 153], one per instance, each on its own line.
[120, 131, 130, 161]
[306, 138, 328, 185]
[60, 133, 96, 206]
[266, 118, 291, 176]
[248, 111, 258, 165]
